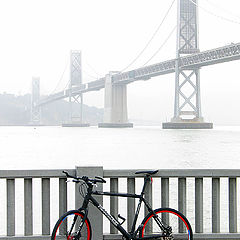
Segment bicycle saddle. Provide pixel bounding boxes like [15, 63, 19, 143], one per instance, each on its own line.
[135, 170, 158, 175]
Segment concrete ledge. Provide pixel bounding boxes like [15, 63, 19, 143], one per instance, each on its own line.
[2, 233, 240, 240]
[162, 122, 213, 129]
[103, 233, 240, 240]
[98, 123, 133, 128]
[62, 123, 90, 127]
[0, 236, 50, 240]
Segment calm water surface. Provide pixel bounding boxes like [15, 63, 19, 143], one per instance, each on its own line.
[1, 125, 240, 170]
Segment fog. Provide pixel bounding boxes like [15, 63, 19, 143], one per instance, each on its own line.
[0, 0, 240, 125]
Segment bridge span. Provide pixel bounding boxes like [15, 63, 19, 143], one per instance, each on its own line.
[38, 42, 240, 106]
[31, 0, 240, 129]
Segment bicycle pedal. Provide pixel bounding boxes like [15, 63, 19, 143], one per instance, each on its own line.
[118, 214, 126, 225]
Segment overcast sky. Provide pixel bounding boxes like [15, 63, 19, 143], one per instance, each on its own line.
[0, 0, 240, 124]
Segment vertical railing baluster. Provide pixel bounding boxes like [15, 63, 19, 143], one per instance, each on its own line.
[42, 178, 50, 235]
[161, 178, 169, 225]
[229, 177, 237, 233]
[195, 178, 203, 233]
[24, 178, 33, 236]
[110, 178, 118, 234]
[212, 178, 220, 233]
[127, 178, 135, 232]
[144, 177, 152, 233]
[161, 178, 169, 208]
[7, 179, 15, 236]
[59, 178, 67, 235]
[178, 178, 186, 233]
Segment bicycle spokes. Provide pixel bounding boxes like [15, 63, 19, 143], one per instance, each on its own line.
[52, 212, 90, 240]
[140, 208, 192, 240]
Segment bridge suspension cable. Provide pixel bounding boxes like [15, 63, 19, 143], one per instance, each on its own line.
[82, 69, 99, 80]
[204, 0, 240, 20]
[142, 25, 176, 66]
[63, 78, 71, 90]
[188, 0, 240, 25]
[120, 0, 176, 72]
[48, 61, 69, 95]
[74, 56, 99, 80]
[85, 60, 100, 78]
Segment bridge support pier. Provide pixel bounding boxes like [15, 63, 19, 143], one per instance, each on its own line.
[29, 77, 42, 126]
[98, 72, 133, 128]
[163, 68, 213, 129]
[62, 93, 89, 127]
[163, 0, 212, 129]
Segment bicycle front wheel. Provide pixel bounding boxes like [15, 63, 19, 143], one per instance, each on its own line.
[51, 210, 92, 240]
[139, 207, 193, 240]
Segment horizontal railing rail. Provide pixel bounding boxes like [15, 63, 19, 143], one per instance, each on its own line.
[0, 167, 239, 239]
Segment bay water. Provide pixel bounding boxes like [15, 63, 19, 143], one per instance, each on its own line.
[0, 126, 240, 235]
[1, 125, 240, 170]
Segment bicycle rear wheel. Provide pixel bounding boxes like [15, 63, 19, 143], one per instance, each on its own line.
[51, 210, 92, 240]
[139, 207, 193, 240]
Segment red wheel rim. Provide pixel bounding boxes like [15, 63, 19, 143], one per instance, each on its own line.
[141, 209, 190, 239]
[53, 212, 90, 240]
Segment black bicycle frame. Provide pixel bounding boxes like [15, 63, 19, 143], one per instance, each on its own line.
[79, 177, 163, 240]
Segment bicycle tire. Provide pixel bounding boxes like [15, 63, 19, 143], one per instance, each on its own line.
[51, 209, 92, 240]
[139, 207, 193, 240]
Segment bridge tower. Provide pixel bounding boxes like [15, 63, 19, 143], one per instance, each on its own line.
[98, 72, 133, 128]
[62, 51, 89, 127]
[163, 0, 212, 129]
[30, 77, 42, 125]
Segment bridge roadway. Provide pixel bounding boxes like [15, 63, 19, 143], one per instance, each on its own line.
[38, 42, 240, 106]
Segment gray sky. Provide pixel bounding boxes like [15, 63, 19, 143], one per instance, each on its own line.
[0, 0, 240, 124]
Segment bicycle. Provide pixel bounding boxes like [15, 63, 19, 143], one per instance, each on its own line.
[51, 170, 193, 240]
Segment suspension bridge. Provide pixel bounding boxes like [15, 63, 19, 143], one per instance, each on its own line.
[30, 0, 240, 129]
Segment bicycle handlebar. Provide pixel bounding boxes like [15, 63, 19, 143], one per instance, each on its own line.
[62, 171, 106, 184]
[95, 176, 106, 183]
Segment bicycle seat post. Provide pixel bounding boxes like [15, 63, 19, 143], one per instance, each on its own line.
[141, 175, 151, 196]
[135, 170, 158, 195]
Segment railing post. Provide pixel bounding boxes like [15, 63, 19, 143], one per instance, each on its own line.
[59, 177, 67, 235]
[195, 178, 203, 233]
[161, 178, 169, 225]
[42, 178, 50, 235]
[229, 177, 237, 233]
[110, 178, 118, 234]
[127, 178, 135, 232]
[145, 177, 152, 233]
[161, 178, 169, 208]
[24, 178, 33, 236]
[7, 179, 15, 236]
[76, 166, 103, 240]
[178, 178, 186, 233]
[212, 178, 220, 233]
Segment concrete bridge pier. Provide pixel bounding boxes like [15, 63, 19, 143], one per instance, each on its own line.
[98, 72, 133, 128]
[29, 77, 42, 126]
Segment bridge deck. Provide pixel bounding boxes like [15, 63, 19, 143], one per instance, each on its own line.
[37, 43, 240, 106]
